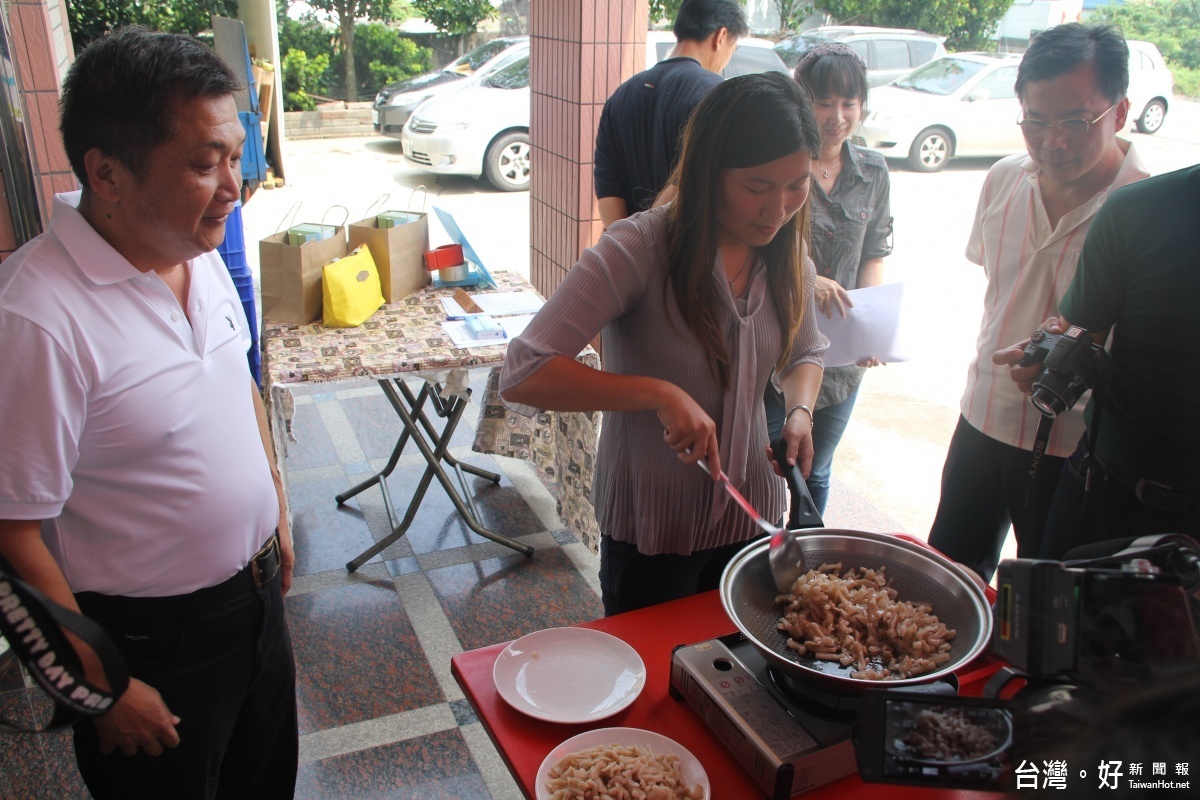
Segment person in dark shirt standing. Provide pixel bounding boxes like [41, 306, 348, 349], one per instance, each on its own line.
[594, 0, 748, 228]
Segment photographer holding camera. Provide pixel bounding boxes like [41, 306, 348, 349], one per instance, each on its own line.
[928, 24, 1149, 581]
[995, 161, 1200, 558]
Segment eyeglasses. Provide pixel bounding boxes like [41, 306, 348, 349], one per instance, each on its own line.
[1017, 103, 1117, 136]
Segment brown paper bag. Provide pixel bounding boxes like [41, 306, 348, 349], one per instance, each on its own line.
[260, 228, 348, 324]
[347, 186, 430, 303]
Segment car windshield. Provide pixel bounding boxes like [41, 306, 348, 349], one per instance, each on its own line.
[774, 37, 815, 67]
[893, 57, 986, 95]
[481, 55, 530, 90]
[445, 39, 518, 75]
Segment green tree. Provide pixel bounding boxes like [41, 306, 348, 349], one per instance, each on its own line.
[410, 0, 496, 53]
[648, 0, 683, 25]
[353, 22, 433, 97]
[65, 0, 239, 51]
[817, 0, 1014, 51]
[649, 0, 756, 29]
[775, 0, 813, 36]
[1092, 0, 1200, 70]
[304, 0, 398, 101]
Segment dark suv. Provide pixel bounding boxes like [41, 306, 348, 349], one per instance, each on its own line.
[373, 36, 528, 138]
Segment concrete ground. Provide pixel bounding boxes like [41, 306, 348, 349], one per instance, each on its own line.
[242, 98, 1200, 570]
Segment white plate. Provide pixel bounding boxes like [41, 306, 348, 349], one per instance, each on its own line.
[534, 727, 711, 800]
[492, 628, 646, 724]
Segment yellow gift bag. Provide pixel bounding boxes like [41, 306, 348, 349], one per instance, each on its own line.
[322, 245, 385, 327]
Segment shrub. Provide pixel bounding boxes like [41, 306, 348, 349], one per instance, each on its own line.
[1171, 62, 1200, 99]
[282, 49, 331, 111]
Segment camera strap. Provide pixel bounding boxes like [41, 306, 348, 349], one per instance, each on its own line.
[0, 558, 129, 733]
[1028, 414, 1056, 484]
[1028, 386, 1107, 490]
[1082, 391, 1105, 491]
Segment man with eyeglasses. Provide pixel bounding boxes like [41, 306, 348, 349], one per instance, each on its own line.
[993, 160, 1200, 557]
[928, 23, 1149, 582]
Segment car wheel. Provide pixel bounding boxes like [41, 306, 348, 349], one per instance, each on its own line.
[907, 127, 952, 172]
[1136, 99, 1167, 134]
[483, 132, 531, 191]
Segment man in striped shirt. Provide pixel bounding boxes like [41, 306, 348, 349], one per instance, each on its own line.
[928, 24, 1149, 581]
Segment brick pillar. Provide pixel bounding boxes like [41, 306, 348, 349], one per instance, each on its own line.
[6, 0, 75, 233]
[528, 0, 646, 299]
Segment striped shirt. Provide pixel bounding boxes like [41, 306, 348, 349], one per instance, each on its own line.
[502, 205, 828, 555]
[959, 143, 1148, 455]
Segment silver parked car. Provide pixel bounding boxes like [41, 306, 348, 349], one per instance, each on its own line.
[372, 36, 528, 138]
[775, 26, 946, 87]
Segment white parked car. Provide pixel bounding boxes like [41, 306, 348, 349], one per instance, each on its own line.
[855, 43, 1173, 173]
[399, 35, 789, 191]
[774, 26, 947, 87]
[855, 52, 1024, 172]
[1126, 39, 1173, 134]
[644, 30, 789, 76]
[400, 53, 532, 191]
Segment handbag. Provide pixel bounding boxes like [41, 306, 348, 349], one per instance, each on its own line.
[322, 244, 385, 327]
[260, 203, 349, 324]
[347, 186, 430, 303]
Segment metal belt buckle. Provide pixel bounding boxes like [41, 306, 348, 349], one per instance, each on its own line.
[250, 537, 280, 588]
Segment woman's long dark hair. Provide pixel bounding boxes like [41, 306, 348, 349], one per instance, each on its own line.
[664, 72, 821, 388]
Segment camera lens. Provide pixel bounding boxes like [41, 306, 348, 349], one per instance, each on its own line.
[1031, 390, 1068, 418]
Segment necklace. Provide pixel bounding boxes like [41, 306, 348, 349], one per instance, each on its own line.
[817, 157, 842, 180]
[726, 248, 754, 294]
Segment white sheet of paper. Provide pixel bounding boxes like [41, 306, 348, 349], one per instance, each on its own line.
[815, 282, 913, 368]
[440, 314, 535, 348]
[439, 291, 544, 319]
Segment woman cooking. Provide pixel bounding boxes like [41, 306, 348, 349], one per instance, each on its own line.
[501, 73, 827, 615]
[791, 44, 894, 516]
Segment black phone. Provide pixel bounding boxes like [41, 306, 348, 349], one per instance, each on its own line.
[853, 689, 1015, 792]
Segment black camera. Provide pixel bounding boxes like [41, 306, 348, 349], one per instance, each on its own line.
[855, 535, 1200, 793]
[993, 534, 1200, 686]
[1018, 326, 1111, 418]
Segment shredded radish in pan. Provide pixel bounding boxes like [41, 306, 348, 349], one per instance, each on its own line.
[545, 742, 704, 800]
[901, 707, 1000, 761]
[776, 563, 955, 679]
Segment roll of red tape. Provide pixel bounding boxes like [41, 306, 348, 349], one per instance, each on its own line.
[423, 243, 465, 271]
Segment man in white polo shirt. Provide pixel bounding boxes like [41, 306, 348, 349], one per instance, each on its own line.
[0, 28, 296, 798]
[928, 23, 1149, 581]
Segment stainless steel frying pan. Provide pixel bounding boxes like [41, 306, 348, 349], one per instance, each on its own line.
[720, 531, 993, 694]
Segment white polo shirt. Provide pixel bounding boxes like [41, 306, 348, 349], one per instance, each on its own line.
[959, 142, 1149, 456]
[0, 192, 278, 597]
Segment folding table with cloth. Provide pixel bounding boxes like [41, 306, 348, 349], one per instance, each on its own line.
[262, 270, 602, 571]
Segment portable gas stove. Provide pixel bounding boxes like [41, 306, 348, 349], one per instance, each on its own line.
[670, 632, 958, 799]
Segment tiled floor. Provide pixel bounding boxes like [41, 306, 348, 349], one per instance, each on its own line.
[0, 377, 902, 799]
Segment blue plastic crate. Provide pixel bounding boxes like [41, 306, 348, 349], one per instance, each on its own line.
[215, 203, 262, 385]
[238, 110, 266, 184]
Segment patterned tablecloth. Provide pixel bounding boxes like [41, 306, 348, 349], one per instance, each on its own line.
[261, 271, 602, 553]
